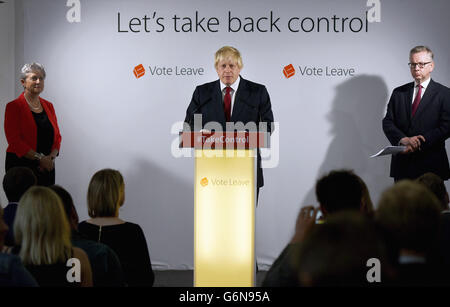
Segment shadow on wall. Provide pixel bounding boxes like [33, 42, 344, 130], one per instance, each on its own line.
[301, 75, 391, 208]
[123, 158, 194, 270]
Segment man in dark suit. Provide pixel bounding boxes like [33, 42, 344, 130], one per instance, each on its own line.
[383, 46, 450, 181]
[184, 46, 274, 191]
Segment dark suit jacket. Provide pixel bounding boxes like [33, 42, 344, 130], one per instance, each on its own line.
[382, 79, 450, 180]
[184, 77, 274, 188]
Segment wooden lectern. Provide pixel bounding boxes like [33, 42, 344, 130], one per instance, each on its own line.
[180, 131, 269, 287]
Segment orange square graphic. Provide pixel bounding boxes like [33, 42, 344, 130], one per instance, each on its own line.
[200, 177, 208, 187]
[283, 64, 295, 78]
[134, 64, 146, 79]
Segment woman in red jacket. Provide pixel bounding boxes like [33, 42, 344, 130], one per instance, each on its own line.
[4, 63, 61, 186]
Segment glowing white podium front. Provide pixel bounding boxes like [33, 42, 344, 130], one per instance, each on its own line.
[180, 131, 268, 287]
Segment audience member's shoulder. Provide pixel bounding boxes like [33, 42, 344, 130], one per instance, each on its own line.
[73, 236, 112, 256]
[78, 220, 89, 227]
[0, 253, 38, 287]
[77, 220, 93, 232]
[0, 253, 20, 273]
[123, 221, 145, 233]
[3, 203, 18, 216]
[72, 247, 90, 262]
[78, 220, 144, 236]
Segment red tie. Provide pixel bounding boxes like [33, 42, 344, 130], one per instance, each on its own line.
[224, 87, 231, 121]
[411, 84, 422, 117]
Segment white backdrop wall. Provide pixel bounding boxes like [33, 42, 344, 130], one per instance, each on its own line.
[1, 0, 450, 270]
[0, 1, 16, 190]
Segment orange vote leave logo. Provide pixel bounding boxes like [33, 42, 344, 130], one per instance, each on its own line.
[200, 177, 209, 187]
[133, 64, 146, 79]
[283, 64, 295, 79]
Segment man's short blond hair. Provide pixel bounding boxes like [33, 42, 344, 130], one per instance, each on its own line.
[214, 46, 243, 69]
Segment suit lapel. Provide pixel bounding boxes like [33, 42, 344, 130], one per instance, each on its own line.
[211, 80, 226, 126]
[405, 82, 414, 120]
[412, 79, 437, 119]
[231, 77, 249, 122]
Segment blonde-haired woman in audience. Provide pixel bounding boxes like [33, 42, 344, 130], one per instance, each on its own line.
[14, 186, 92, 287]
[78, 169, 154, 287]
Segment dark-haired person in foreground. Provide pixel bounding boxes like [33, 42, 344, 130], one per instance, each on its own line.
[262, 169, 370, 286]
[297, 212, 390, 286]
[50, 185, 125, 287]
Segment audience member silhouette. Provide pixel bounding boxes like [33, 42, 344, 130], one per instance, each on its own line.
[376, 180, 449, 286]
[297, 211, 390, 286]
[263, 169, 369, 286]
[315, 169, 363, 215]
[14, 186, 93, 286]
[2, 167, 36, 247]
[0, 205, 38, 286]
[78, 169, 155, 287]
[50, 185, 125, 287]
[416, 172, 450, 211]
[8, 164, 450, 287]
[415, 173, 450, 272]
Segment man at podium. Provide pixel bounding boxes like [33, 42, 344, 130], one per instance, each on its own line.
[184, 46, 274, 195]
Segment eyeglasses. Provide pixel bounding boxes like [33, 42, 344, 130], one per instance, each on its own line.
[28, 76, 45, 81]
[408, 62, 432, 69]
